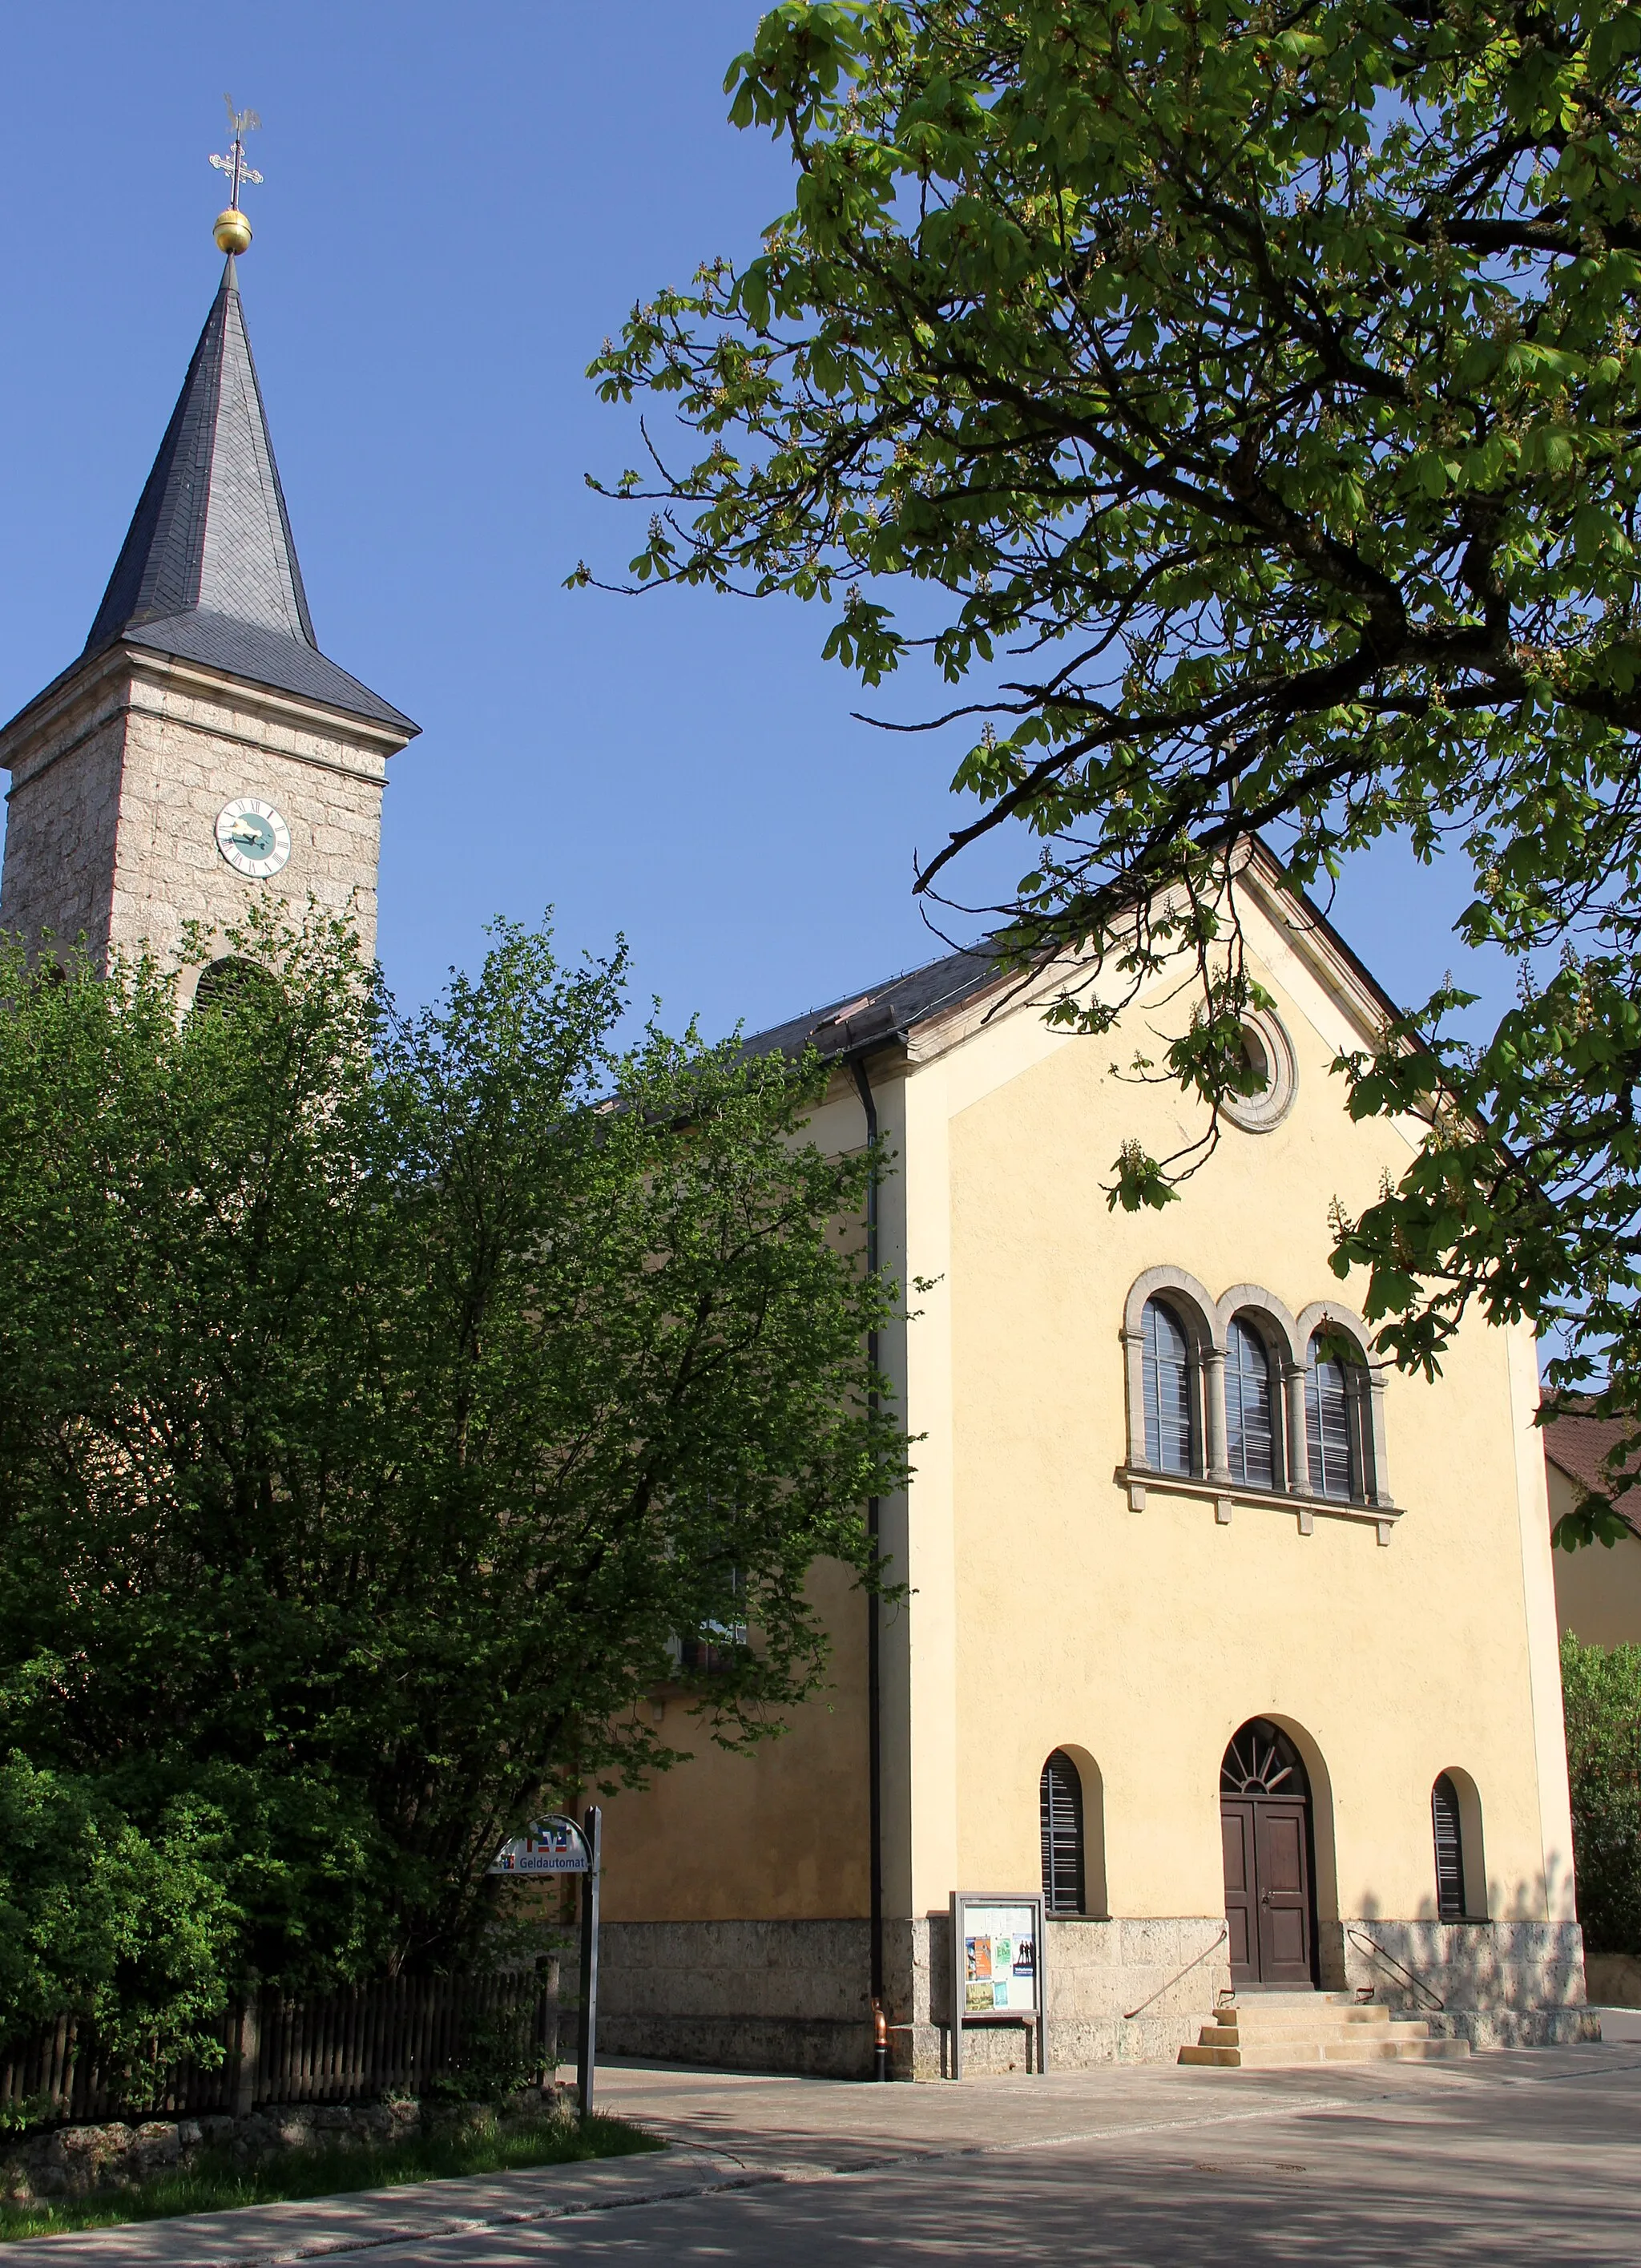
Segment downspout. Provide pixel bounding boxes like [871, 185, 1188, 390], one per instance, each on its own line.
[850, 1054, 889, 2080]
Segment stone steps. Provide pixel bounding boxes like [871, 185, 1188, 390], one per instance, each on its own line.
[1179, 1991, 1470, 2068]
[1197, 2002, 1392, 2037]
[1181, 2033, 1472, 2066]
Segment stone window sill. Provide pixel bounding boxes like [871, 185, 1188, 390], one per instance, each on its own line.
[1117, 1466, 1401, 1546]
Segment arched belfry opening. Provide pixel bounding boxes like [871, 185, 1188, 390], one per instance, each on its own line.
[190, 954, 276, 1016]
[1220, 1719, 1317, 1988]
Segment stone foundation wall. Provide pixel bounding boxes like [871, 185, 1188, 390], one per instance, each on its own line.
[594, 1919, 875, 2078]
[0, 2091, 566, 2207]
[883, 1915, 1230, 2079]
[590, 1915, 1599, 2076]
[1333, 1919, 1598, 2048]
[588, 1916, 1229, 2080]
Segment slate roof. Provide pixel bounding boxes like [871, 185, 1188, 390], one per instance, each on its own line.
[7, 260, 416, 741]
[740, 938, 1008, 1063]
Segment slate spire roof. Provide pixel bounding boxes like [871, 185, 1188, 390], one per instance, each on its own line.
[75, 257, 415, 734]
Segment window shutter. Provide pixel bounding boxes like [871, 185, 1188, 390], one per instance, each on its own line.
[1142, 1299, 1195, 1475]
[1305, 1338, 1357, 1499]
[1039, 1751, 1085, 1915]
[1432, 1774, 1465, 1921]
[1226, 1318, 1276, 1489]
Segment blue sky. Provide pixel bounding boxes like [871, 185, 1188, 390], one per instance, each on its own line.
[0, 2, 1505, 1042]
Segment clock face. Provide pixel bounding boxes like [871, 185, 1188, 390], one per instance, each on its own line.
[215, 797, 292, 879]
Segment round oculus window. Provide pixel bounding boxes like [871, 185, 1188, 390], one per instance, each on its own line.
[215, 797, 292, 879]
[1220, 1007, 1297, 1132]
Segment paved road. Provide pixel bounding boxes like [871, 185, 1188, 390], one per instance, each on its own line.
[22, 2040, 1641, 2267]
[419, 2048, 1641, 2266]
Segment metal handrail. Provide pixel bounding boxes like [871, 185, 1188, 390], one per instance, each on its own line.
[1123, 1925, 1230, 2020]
[1346, 1926, 1445, 2012]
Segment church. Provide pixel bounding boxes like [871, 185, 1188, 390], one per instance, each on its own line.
[591, 888, 1595, 2075]
[0, 219, 1595, 2080]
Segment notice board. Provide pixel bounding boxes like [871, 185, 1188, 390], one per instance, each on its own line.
[949, 1890, 1048, 2078]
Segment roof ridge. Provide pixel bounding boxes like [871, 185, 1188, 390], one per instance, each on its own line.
[800, 938, 998, 1027]
[738, 936, 1003, 1063]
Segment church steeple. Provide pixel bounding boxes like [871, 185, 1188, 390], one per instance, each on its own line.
[0, 196, 417, 975]
[79, 260, 413, 733]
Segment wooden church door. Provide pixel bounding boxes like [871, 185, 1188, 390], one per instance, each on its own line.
[1220, 1721, 1315, 1988]
[1221, 1799, 1258, 1977]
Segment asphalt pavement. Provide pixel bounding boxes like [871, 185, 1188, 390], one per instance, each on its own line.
[14, 2030, 1641, 2267]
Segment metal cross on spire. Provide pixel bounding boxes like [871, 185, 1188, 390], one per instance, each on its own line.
[209, 95, 264, 211]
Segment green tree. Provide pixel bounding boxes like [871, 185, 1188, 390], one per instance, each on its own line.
[0, 1759, 241, 2077]
[0, 909, 904, 2059]
[582, 0, 1641, 1519]
[1561, 1633, 1641, 1955]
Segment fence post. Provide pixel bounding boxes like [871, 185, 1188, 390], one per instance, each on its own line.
[538, 1953, 562, 2093]
[576, 1805, 601, 2120]
[232, 1994, 260, 2120]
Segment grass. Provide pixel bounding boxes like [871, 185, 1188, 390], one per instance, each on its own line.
[0, 2109, 662, 2244]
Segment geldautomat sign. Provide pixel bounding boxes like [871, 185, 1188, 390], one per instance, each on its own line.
[487, 1817, 591, 1875]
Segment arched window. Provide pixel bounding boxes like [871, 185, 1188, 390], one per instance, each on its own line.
[1225, 1317, 1276, 1490]
[1221, 1719, 1310, 1800]
[1142, 1297, 1196, 1475]
[1305, 1330, 1362, 1499]
[1432, 1774, 1465, 1921]
[1039, 1751, 1085, 1915]
[192, 955, 276, 1016]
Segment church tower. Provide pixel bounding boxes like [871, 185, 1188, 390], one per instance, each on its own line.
[0, 220, 417, 982]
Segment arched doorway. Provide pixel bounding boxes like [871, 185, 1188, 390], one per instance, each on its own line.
[1220, 1720, 1315, 1988]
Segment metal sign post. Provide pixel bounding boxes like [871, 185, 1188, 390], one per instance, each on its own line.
[486, 1811, 599, 2110]
[577, 1805, 602, 2120]
[949, 1891, 1047, 2079]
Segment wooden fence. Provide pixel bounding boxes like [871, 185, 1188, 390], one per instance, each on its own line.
[0, 1969, 563, 2129]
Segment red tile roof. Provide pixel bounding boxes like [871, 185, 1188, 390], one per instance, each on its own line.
[1540, 1398, 1641, 1539]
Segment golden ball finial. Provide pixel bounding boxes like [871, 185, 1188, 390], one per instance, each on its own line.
[213, 207, 252, 256]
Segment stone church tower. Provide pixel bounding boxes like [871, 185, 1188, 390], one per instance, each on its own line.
[0, 246, 417, 981]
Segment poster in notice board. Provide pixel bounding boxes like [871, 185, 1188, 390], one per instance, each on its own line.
[962, 1904, 1038, 2013]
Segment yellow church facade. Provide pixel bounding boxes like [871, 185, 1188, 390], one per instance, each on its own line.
[593, 849, 1592, 2076]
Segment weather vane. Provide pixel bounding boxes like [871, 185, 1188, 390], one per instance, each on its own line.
[209, 95, 263, 256]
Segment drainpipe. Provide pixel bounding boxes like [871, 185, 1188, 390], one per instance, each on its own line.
[849, 1053, 889, 2080]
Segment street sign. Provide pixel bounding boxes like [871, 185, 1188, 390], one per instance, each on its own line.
[487, 1817, 590, 1875]
[485, 1808, 603, 2120]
